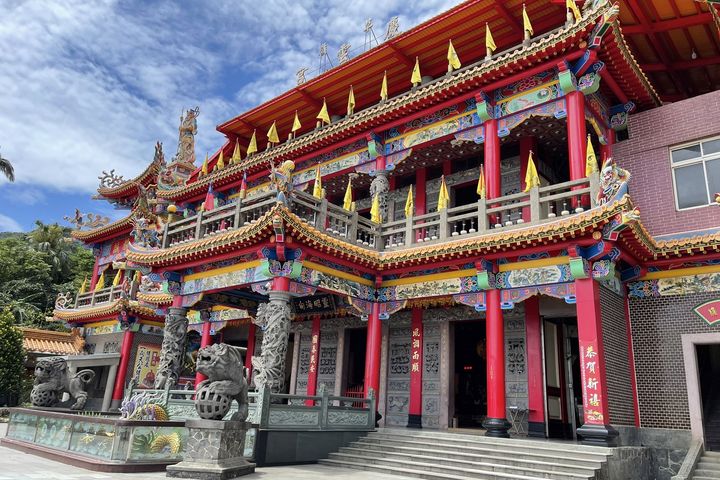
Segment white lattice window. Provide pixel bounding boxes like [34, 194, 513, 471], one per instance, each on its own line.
[671, 136, 720, 210]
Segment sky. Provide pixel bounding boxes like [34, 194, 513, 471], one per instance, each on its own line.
[0, 0, 460, 232]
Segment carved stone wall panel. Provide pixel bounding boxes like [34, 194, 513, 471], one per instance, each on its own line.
[295, 332, 312, 395]
[505, 313, 528, 433]
[423, 317, 442, 428]
[385, 326, 411, 426]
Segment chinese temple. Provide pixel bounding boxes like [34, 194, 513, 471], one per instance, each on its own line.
[51, 0, 720, 477]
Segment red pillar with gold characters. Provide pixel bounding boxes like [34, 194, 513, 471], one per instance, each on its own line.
[111, 325, 136, 405]
[575, 277, 618, 446]
[305, 316, 321, 405]
[524, 295, 546, 437]
[483, 288, 511, 437]
[407, 308, 423, 428]
[364, 302, 382, 401]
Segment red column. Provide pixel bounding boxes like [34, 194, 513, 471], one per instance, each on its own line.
[305, 316, 321, 405]
[566, 91, 587, 182]
[575, 277, 618, 446]
[112, 327, 135, 401]
[524, 296, 545, 437]
[90, 258, 100, 290]
[194, 319, 213, 386]
[519, 136, 537, 222]
[484, 119, 501, 226]
[624, 295, 641, 427]
[407, 308, 424, 428]
[442, 159, 452, 177]
[245, 323, 256, 382]
[364, 303, 382, 400]
[600, 129, 616, 162]
[415, 167, 427, 241]
[483, 288, 510, 437]
[484, 119, 501, 199]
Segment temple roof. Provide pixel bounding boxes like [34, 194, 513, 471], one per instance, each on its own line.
[95, 157, 162, 201]
[126, 195, 720, 270]
[70, 212, 134, 243]
[159, 1, 657, 202]
[21, 327, 85, 356]
[52, 298, 163, 323]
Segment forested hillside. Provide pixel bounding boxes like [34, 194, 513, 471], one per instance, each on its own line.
[0, 222, 94, 330]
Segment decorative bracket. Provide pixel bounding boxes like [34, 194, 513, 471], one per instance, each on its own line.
[610, 101, 636, 131]
[474, 91, 494, 123]
[569, 256, 590, 279]
[475, 259, 497, 290]
[366, 132, 383, 160]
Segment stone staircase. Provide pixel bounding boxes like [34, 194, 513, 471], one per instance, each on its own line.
[693, 450, 720, 479]
[319, 428, 614, 479]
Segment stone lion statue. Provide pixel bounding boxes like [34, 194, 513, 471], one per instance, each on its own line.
[194, 343, 248, 421]
[31, 357, 95, 410]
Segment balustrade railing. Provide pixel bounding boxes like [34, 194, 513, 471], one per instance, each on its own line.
[160, 175, 599, 252]
[74, 285, 125, 309]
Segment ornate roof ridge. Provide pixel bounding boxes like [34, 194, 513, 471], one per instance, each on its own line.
[96, 158, 161, 199]
[70, 211, 134, 242]
[52, 298, 163, 322]
[156, 3, 618, 202]
[610, 20, 662, 106]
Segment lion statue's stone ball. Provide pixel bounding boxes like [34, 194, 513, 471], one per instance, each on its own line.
[30, 388, 57, 407]
[195, 384, 231, 420]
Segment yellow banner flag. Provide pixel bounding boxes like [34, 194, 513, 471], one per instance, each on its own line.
[567, 0, 581, 23]
[312, 165, 323, 199]
[201, 153, 209, 175]
[267, 121, 279, 143]
[292, 110, 302, 133]
[411, 56, 422, 85]
[586, 134, 598, 176]
[112, 269, 122, 287]
[231, 139, 242, 163]
[317, 98, 331, 125]
[380, 71, 388, 101]
[79, 277, 87, 294]
[447, 40, 461, 71]
[347, 86, 356, 116]
[523, 4, 534, 36]
[94, 272, 105, 292]
[524, 151, 541, 192]
[370, 193, 382, 223]
[214, 150, 225, 171]
[486, 23, 497, 54]
[133, 270, 141, 283]
[477, 165, 486, 199]
[404, 187, 414, 218]
[343, 177, 353, 210]
[437, 175, 450, 211]
[247, 130, 258, 155]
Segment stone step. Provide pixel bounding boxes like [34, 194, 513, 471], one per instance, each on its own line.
[698, 460, 720, 470]
[319, 458, 553, 480]
[375, 429, 613, 455]
[695, 470, 720, 478]
[357, 436, 609, 464]
[328, 450, 595, 480]
[341, 442, 603, 472]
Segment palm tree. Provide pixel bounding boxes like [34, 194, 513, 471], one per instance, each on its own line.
[0, 151, 14, 182]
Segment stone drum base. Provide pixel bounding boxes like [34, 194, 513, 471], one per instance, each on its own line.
[166, 419, 255, 480]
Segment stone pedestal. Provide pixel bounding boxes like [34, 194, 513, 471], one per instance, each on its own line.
[167, 419, 255, 480]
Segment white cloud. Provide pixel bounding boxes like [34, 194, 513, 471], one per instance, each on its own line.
[0, 213, 22, 232]
[0, 0, 458, 197]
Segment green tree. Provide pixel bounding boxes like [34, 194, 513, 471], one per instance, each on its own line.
[0, 310, 25, 406]
[27, 221, 73, 282]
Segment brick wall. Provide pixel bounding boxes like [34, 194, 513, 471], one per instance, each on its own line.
[600, 286, 635, 426]
[629, 292, 720, 430]
[612, 90, 720, 237]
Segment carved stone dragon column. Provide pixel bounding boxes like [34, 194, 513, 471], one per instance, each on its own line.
[154, 307, 189, 389]
[251, 292, 294, 394]
[369, 171, 390, 221]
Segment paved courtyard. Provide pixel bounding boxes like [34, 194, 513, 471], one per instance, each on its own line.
[0, 446, 412, 480]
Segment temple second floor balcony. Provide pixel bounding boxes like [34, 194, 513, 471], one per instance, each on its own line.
[162, 175, 600, 252]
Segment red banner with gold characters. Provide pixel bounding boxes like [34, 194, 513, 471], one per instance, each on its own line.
[579, 340, 605, 425]
[694, 299, 720, 326]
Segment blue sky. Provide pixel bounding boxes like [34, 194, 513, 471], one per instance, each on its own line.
[0, 0, 457, 232]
